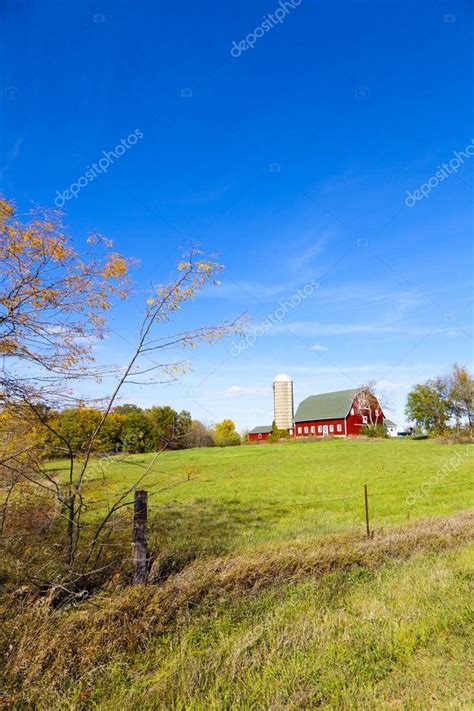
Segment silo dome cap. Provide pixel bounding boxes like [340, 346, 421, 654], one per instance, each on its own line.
[273, 373, 292, 382]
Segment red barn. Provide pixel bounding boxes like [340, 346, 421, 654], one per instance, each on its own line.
[248, 425, 272, 442]
[293, 388, 384, 438]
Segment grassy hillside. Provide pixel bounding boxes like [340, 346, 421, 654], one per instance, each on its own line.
[50, 438, 473, 560]
[2, 439, 472, 708]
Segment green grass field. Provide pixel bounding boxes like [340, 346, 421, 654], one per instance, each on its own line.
[66, 543, 474, 710]
[3, 439, 472, 709]
[51, 437, 473, 559]
[4, 515, 473, 709]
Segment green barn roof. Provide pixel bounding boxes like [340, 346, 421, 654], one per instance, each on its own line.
[294, 388, 361, 422]
[384, 419, 397, 428]
[249, 425, 272, 434]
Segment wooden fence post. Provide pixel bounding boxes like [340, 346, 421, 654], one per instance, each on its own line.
[364, 484, 370, 538]
[133, 489, 148, 584]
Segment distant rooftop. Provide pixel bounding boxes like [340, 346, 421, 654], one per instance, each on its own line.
[249, 425, 272, 435]
[294, 388, 361, 422]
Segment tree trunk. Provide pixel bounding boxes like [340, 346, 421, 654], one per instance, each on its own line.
[66, 495, 75, 565]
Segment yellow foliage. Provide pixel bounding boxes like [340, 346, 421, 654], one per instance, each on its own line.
[0, 195, 132, 371]
[102, 252, 129, 279]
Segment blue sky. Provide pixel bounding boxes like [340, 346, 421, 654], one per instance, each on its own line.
[1, 0, 473, 429]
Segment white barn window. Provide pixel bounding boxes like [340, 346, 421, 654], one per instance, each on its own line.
[297, 427, 302, 434]
[311, 425, 315, 434]
[318, 425, 322, 433]
[304, 426, 309, 434]
[337, 424, 342, 432]
[329, 424, 334, 432]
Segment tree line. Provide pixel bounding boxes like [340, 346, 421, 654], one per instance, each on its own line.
[42, 404, 242, 457]
[42, 362, 472, 456]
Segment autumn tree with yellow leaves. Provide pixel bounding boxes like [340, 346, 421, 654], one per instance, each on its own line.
[0, 196, 130, 379]
[0, 195, 242, 583]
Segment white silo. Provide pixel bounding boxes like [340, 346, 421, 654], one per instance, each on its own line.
[273, 374, 294, 430]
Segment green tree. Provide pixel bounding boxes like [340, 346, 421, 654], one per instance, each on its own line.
[447, 364, 473, 428]
[406, 365, 473, 434]
[176, 410, 193, 448]
[47, 408, 101, 456]
[95, 412, 125, 453]
[405, 382, 450, 434]
[269, 421, 287, 442]
[46, 408, 125, 455]
[147, 406, 192, 450]
[147, 406, 176, 449]
[213, 419, 241, 447]
[113, 403, 143, 416]
[121, 410, 154, 453]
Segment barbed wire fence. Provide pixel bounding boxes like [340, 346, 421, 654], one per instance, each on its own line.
[0, 456, 472, 588]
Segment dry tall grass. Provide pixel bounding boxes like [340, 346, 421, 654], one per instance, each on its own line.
[1, 510, 472, 707]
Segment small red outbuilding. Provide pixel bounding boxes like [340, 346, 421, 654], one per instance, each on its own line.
[248, 425, 272, 442]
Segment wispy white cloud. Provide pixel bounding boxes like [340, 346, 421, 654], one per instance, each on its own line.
[289, 361, 445, 377]
[270, 320, 468, 337]
[206, 276, 430, 317]
[224, 385, 272, 397]
[273, 321, 397, 336]
[314, 284, 426, 310]
[310, 344, 328, 352]
[204, 279, 303, 302]
[287, 237, 328, 272]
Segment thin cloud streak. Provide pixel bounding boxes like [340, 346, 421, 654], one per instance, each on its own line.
[270, 321, 469, 337]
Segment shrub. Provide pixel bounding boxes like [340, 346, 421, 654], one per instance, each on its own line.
[361, 424, 386, 438]
[213, 431, 241, 447]
[212, 419, 241, 447]
[269, 423, 288, 443]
